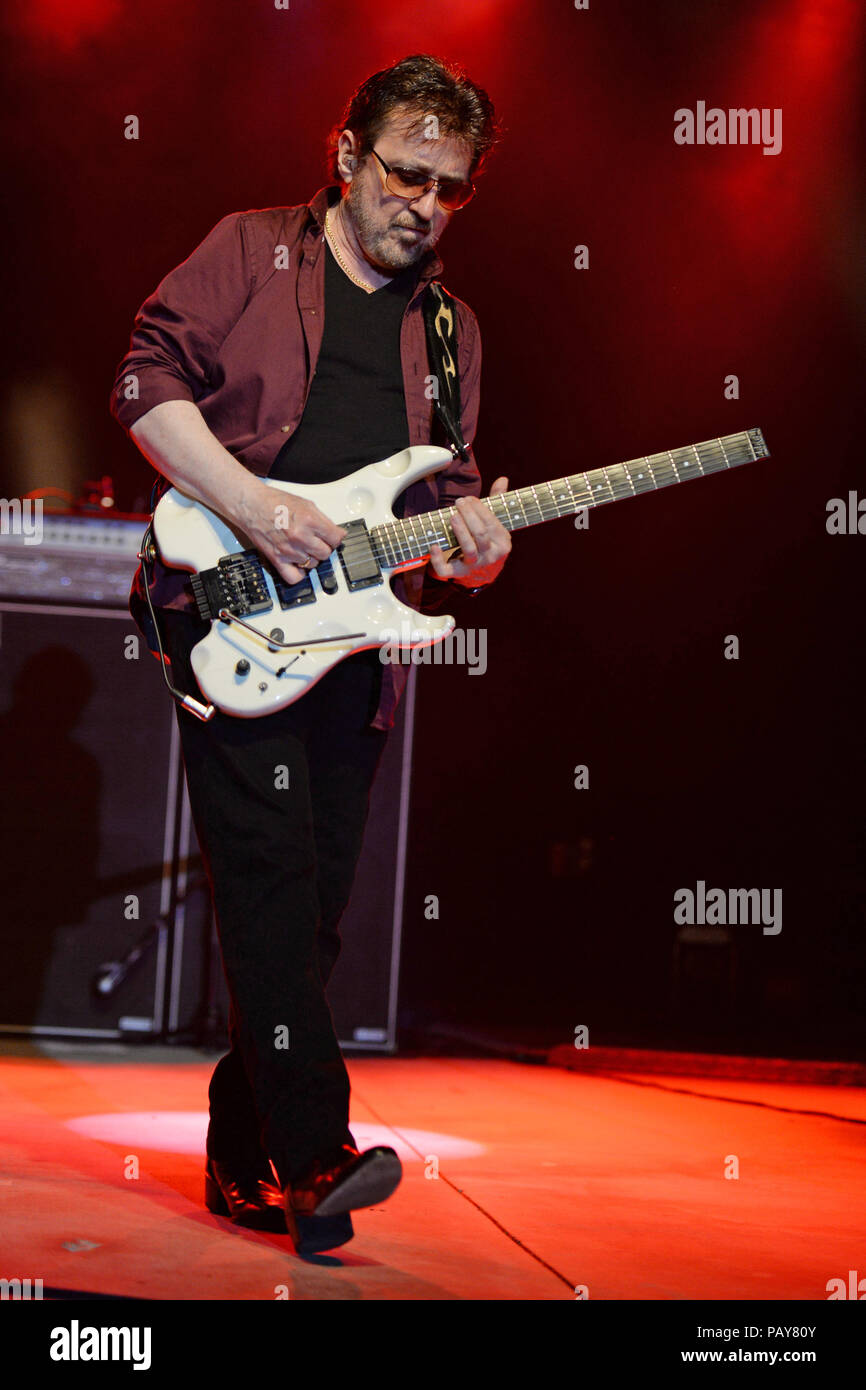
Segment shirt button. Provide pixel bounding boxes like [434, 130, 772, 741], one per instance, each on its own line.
[280, 425, 291, 432]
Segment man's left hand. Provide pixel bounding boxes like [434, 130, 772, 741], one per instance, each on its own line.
[428, 476, 512, 589]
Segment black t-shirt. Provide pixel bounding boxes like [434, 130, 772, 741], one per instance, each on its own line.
[268, 238, 418, 485]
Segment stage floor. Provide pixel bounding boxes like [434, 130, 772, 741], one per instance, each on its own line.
[0, 1042, 863, 1301]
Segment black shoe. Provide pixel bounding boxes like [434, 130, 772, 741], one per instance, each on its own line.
[205, 1156, 287, 1233]
[283, 1146, 401, 1254]
[285, 1144, 402, 1229]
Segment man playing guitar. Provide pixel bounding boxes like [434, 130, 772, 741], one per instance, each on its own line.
[110, 53, 509, 1254]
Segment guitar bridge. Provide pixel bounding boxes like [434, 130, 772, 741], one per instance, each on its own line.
[190, 550, 273, 621]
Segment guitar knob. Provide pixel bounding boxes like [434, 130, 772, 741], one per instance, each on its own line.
[235, 659, 250, 675]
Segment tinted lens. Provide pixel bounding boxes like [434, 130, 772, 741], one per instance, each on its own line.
[436, 180, 474, 210]
[386, 168, 473, 210]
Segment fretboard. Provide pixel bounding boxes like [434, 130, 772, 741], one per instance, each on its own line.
[370, 427, 769, 568]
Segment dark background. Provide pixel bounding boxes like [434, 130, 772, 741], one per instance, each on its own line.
[2, 0, 863, 1056]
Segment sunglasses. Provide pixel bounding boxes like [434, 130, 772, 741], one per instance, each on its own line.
[369, 148, 475, 212]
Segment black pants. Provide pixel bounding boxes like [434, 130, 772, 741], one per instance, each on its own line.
[163, 610, 389, 1188]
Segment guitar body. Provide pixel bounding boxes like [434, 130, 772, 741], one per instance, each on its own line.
[152, 444, 458, 717]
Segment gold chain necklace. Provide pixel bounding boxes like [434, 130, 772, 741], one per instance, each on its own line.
[324, 206, 375, 292]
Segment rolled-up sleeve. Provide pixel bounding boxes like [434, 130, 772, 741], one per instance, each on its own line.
[109, 212, 255, 434]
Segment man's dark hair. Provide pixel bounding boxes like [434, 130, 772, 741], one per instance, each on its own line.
[326, 53, 501, 183]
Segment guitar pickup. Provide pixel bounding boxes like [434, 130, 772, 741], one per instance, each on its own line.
[337, 520, 382, 591]
[190, 550, 273, 621]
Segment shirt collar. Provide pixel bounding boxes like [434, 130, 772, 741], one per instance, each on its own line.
[307, 184, 445, 288]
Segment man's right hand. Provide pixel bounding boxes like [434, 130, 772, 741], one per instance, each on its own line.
[236, 479, 346, 586]
[128, 402, 346, 586]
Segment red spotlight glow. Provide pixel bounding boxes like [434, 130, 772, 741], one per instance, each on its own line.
[15, 0, 120, 50]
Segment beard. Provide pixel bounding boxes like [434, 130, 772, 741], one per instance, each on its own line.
[344, 180, 439, 274]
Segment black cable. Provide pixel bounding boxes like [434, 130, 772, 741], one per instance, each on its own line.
[137, 516, 215, 722]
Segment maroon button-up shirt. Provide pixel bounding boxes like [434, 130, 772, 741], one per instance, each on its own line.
[110, 184, 483, 729]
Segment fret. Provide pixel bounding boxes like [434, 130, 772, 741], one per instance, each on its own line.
[422, 511, 447, 548]
[624, 458, 653, 491]
[390, 522, 406, 562]
[586, 470, 610, 503]
[513, 490, 531, 528]
[628, 457, 651, 489]
[376, 531, 392, 567]
[373, 524, 390, 565]
[526, 485, 542, 522]
[545, 482, 567, 519]
[648, 451, 676, 486]
[406, 520, 419, 557]
[621, 459, 644, 493]
[567, 474, 589, 507]
[438, 506, 457, 552]
[695, 439, 723, 474]
[547, 479, 573, 516]
[502, 491, 526, 529]
[505, 492, 525, 528]
[735, 433, 753, 463]
[672, 446, 702, 477]
[525, 484, 545, 524]
[604, 463, 631, 500]
[381, 525, 398, 567]
[612, 464, 632, 500]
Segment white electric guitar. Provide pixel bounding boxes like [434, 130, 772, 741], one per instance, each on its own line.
[151, 427, 769, 717]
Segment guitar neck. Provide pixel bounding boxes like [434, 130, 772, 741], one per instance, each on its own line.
[371, 427, 770, 566]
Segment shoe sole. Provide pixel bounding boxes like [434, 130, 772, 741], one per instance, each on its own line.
[309, 1149, 403, 1218]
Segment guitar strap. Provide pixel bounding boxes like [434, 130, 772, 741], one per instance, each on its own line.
[422, 280, 470, 463]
